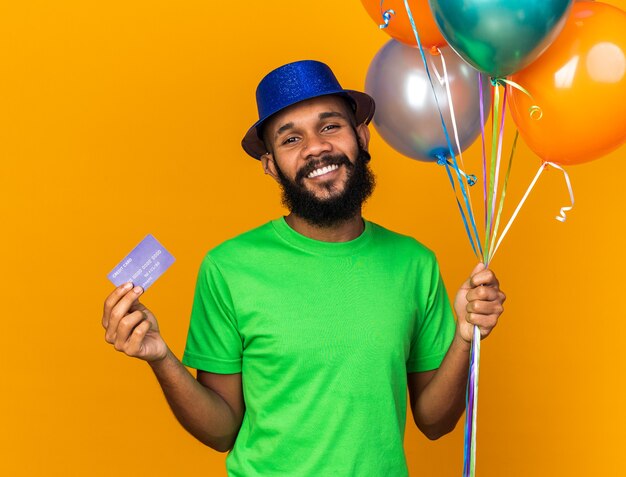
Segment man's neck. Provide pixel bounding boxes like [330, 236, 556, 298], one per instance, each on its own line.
[284, 213, 365, 242]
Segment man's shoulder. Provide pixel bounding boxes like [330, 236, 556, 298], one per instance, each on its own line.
[206, 220, 276, 259]
[367, 220, 435, 259]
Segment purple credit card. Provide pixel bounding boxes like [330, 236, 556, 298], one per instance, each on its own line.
[107, 234, 175, 290]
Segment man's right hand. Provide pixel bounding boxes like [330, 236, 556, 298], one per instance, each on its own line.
[102, 282, 168, 362]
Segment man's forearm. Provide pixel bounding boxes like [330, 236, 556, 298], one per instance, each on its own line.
[148, 350, 241, 452]
[412, 335, 471, 440]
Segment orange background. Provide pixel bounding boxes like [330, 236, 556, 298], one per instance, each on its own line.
[1, 1, 625, 476]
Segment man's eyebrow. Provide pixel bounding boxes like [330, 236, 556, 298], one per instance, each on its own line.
[273, 111, 347, 139]
[319, 111, 346, 120]
[274, 122, 294, 139]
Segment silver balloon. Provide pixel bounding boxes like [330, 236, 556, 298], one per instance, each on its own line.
[365, 40, 491, 162]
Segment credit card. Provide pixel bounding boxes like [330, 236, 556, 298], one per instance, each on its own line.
[107, 234, 175, 290]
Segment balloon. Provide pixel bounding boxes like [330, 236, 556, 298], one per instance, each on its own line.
[428, 0, 573, 77]
[509, 2, 626, 165]
[360, 0, 446, 49]
[365, 40, 491, 162]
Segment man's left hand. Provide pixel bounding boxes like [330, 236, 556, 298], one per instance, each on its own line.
[454, 263, 506, 344]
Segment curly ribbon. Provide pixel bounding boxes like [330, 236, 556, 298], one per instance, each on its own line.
[493, 77, 543, 120]
[439, 159, 477, 186]
[403, 0, 482, 259]
[484, 84, 509, 264]
[437, 50, 483, 259]
[484, 77, 548, 264]
[478, 74, 488, 233]
[489, 161, 575, 262]
[401, 3, 488, 473]
[487, 131, 519, 264]
[483, 82, 502, 262]
[378, 0, 395, 29]
[437, 156, 479, 257]
[463, 324, 481, 477]
[437, 48, 482, 233]
[484, 77, 540, 254]
[493, 84, 508, 256]
[402, 1, 486, 473]
[550, 162, 574, 222]
[494, 88, 507, 230]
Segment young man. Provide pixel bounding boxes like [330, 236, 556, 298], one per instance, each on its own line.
[102, 60, 505, 476]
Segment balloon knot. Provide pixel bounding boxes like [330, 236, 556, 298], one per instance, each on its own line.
[436, 156, 447, 166]
[379, 9, 395, 29]
[529, 105, 543, 121]
[466, 174, 478, 186]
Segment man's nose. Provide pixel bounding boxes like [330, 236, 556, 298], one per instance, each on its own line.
[302, 133, 332, 158]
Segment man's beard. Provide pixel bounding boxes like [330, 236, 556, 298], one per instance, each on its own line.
[274, 147, 375, 228]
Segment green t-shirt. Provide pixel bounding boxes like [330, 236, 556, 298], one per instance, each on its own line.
[182, 218, 455, 476]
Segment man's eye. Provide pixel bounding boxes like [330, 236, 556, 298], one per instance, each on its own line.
[323, 124, 339, 132]
[282, 137, 299, 145]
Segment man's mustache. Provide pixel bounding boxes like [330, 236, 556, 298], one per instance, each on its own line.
[295, 154, 353, 183]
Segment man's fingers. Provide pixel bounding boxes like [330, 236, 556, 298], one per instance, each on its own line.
[466, 312, 499, 332]
[125, 319, 152, 357]
[469, 268, 499, 289]
[466, 285, 500, 302]
[102, 282, 134, 328]
[129, 301, 147, 314]
[466, 298, 504, 316]
[104, 286, 144, 342]
[113, 310, 147, 351]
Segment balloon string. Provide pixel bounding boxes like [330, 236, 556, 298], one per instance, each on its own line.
[403, 0, 481, 259]
[402, 2, 484, 471]
[437, 47, 483, 258]
[490, 162, 575, 261]
[494, 77, 543, 120]
[484, 83, 501, 261]
[550, 163, 575, 222]
[439, 157, 479, 257]
[463, 342, 473, 477]
[489, 164, 545, 261]
[490, 87, 508, 240]
[487, 131, 519, 265]
[402, 5, 483, 470]
[378, 0, 395, 29]
[444, 159, 477, 186]
[436, 48, 465, 172]
[463, 340, 473, 477]
[463, 325, 481, 477]
[478, 74, 488, 233]
[470, 325, 481, 477]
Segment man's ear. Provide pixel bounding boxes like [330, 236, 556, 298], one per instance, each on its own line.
[260, 153, 280, 183]
[356, 123, 371, 151]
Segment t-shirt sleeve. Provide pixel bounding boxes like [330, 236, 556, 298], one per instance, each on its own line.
[406, 253, 456, 373]
[182, 254, 243, 374]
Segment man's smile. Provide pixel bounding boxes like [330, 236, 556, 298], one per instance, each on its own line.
[307, 164, 340, 179]
[296, 154, 353, 184]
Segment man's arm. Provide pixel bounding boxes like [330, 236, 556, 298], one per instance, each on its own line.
[103, 283, 244, 452]
[408, 263, 505, 440]
[148, 354, 244, 452]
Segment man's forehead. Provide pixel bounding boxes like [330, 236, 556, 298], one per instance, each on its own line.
[266, 95, 352, 132]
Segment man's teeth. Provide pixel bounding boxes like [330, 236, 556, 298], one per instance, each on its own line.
[307, 164, 339, 179]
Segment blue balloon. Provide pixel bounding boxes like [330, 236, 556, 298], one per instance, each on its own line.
[428, 0, 573, 77]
